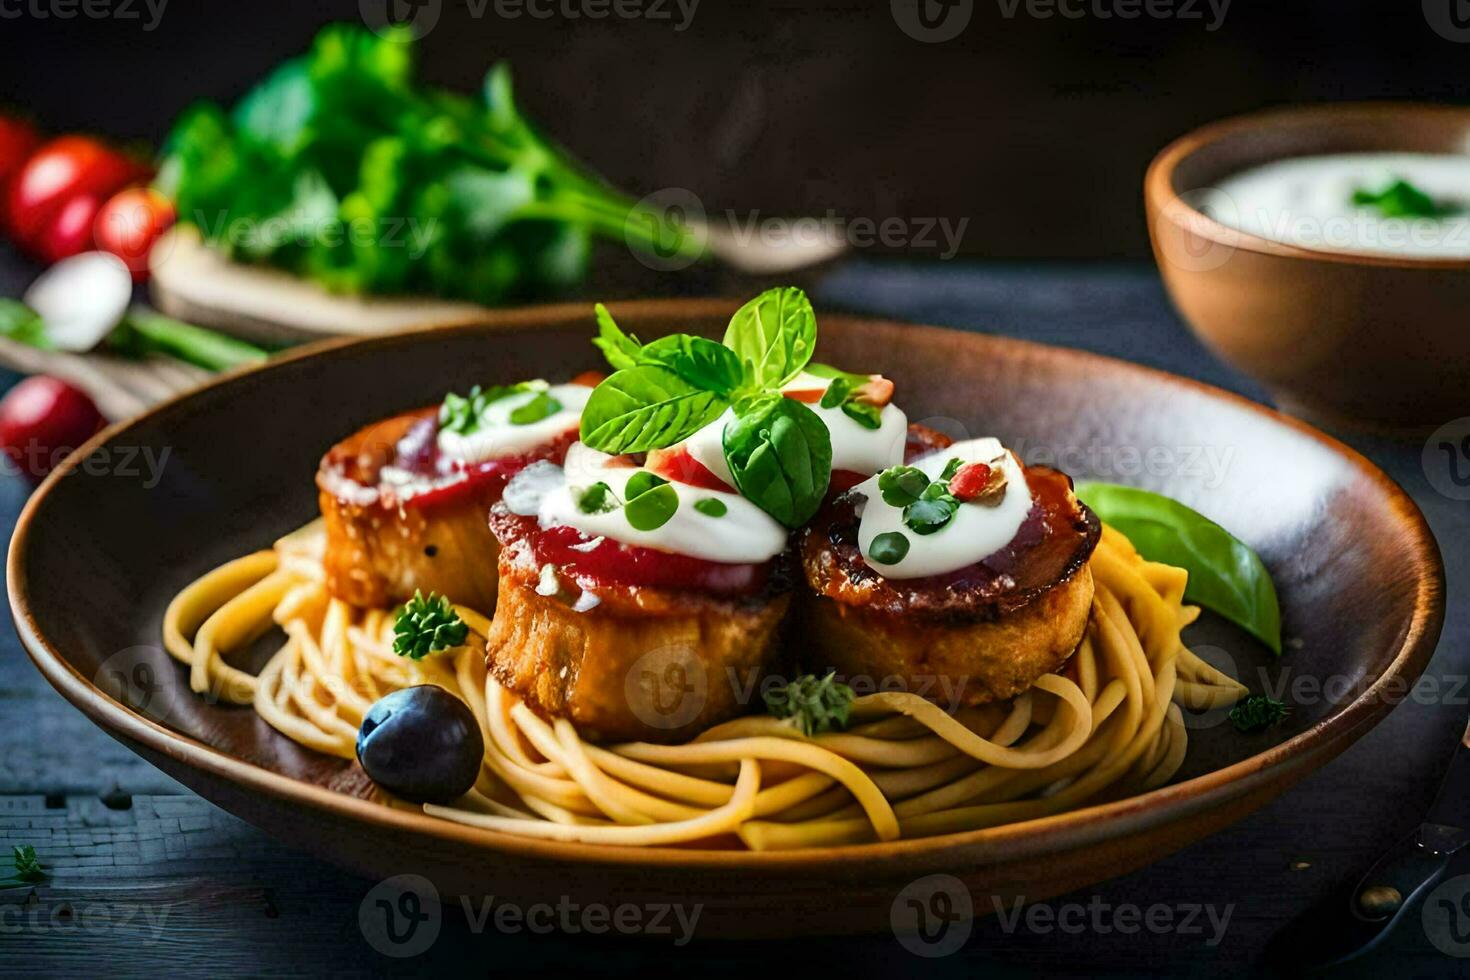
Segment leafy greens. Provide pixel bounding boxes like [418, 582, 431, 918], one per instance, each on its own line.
[159, 24, 701, 307]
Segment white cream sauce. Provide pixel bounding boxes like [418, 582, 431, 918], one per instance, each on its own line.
[1207, 153, 1470, 258]
[436, 382, 590, 464]
[510, 443, 788, 564]
[854, 437, 1032, 579]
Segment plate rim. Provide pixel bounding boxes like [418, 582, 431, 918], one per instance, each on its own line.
[7, 297, 1447, 871]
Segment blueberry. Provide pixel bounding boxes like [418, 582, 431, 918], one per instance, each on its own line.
[356, 686, 484, 804]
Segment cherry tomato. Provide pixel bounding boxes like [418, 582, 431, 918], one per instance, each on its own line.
[0, 376, 106, 483]
[0, 116, 41, 222]
[94, 187, 175, 280]
[35, 192, 103, 265]
[7, 136, 149, 258]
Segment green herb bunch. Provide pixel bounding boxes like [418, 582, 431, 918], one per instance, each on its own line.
[392, 591, 469, 660]
[160, 24, 700, 306]
[763, 672, 855, 736]
[578, 286, 839, 528]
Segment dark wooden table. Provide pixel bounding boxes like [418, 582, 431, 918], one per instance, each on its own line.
[3, 255, 1467, 978]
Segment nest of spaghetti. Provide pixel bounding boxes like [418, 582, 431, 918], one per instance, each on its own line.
[163, 510, 1249, 852]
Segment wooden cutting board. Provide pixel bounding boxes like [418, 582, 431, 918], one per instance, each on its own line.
[148, 227, 495, 345]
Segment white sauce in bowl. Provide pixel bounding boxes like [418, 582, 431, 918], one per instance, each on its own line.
[853, 437, 1032, 580]
[1205, 153, 1470, 258]
[680, 371, 908, 486]
[520, 443, 788, 564]
[437, 382, 590, 464]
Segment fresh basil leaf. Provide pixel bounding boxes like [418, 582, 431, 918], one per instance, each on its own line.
[624, 483, 679, 531]
[624, 470, 668, 500]
[722, 394, 832, 527]
[592, 303, 642, 371]
[694, 498, 727, 518]
[1074, 482, 1283, 655]
[508, 391, 562, 425]
[868, 531, 910, 565]
[640, 334, 745, 396]
[579, 366, 729, 453]
[723, 286, 816, 388]
[904, 494, 958, 535]
[877, 465, 929, 507]
[576, 482, 618, 514]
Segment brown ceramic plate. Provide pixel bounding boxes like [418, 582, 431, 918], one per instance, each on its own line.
[7, 299, 1444, 937]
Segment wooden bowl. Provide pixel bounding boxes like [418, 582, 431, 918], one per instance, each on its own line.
[7, 300, 1445, 937]
[1146, 102, 1470, 431]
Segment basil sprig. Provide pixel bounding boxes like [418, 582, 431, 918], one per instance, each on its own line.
[579, 288, 834, 528]
[1074, 482, 1283, 655]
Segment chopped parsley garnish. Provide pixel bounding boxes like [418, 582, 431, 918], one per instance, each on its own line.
[1229, 695, 1290, 733]
[868, 530, 910, 564]
[878, 465, 930, 507]
[1351, 178, 1459, 219]
[576, 481, 618, 514]
[392, 591, 469, 660]
[874, 462, 968, 536]
[508, 390, 562, 425]
[763, 672, 855, 736]
[694, 498, 727, 518]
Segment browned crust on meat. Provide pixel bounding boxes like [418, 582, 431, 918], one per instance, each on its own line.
[485, 560, 790, 744]
[317, 409, 501, 611]
[795, 457, 1101, 707]
[796, 564, 1094, 706]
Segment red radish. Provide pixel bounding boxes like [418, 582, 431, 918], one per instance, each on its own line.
[0, 376, 106, 482]
[7, 136, 149, 257]
[94, 186, 176, 280]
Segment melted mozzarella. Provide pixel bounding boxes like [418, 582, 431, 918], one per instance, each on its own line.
[523, 443, 788, 564]
[681, 372, 907, 486]
[854, 437, 1032, 579]
[437, 382, 590, 464]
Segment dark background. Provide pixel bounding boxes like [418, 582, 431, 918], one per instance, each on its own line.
[0, 0, 1461, 259]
